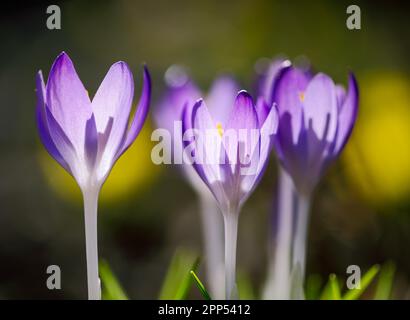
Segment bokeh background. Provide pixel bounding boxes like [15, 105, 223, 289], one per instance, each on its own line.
[0, 0, 408, 299]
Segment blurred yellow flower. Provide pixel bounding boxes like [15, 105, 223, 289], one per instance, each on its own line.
[38, 122, 159, 206]
[344, 72, 410, 204]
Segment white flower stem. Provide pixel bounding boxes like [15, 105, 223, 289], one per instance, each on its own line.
[263, 167, 295, 299]
[292, 192, 311, 298]
[223, 210, 239, 300]
[83, 187, 101, 300]
[199, 194, 224, 300]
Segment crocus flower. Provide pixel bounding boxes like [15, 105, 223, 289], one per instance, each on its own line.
[183, 90, 279, 299]
[36, 52, 151, 299]
[154, 66, 239, 299]
[271, 65, 359, 298]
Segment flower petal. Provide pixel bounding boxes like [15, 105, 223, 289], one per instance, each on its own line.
[92, 61, 134, 175]
[333, 72, 359, 155]
[117, 65, 151, 156]
[272, 66, 311, 144]
[35, 71, 71, 173]
[45, 107, 81, 182]
[335, 85, 346, 109]
[46, 52, 92, 157]
[193, 100, 224, 182]
[259, 59, 291, 104]
[224, 91, 259, 166]
[85, 114, 98, 170]
[255, 96, 270, 125]
[303, 73, 338, 143]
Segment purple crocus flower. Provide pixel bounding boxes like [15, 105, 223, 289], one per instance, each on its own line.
[272, 66, 359, 196]
[268, 64, 358, 299]
[183, 90, 279, 299]
[35, 52, 151, 299]
[154, 67, 239, 299]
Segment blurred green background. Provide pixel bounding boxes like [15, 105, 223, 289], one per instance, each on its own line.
[0, 0, 408, 299]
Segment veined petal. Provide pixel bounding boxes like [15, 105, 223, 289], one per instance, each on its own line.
[85, 114, 98, 170]
[303, 73, 338, 143]
[193, 100, 224, 183]
[181, 100, 209, 186]
[35, 71, 71, 173]
[259, 59, 291, 104]
[335, 85, 346, 110]
[273, 66, 311, 144]
[117, 65, 151, 156]
[91, 61, 134, 175]
[46, 52, 92, 158]
[258, 103, 279, 169]
[45, 107, 81, 183]
[224, 91, 259, 167]
[206, 76, 239, 125]
[333, 73, 359, 155]
[242, 103, 278, 197]
[191, 100, 234, 211]
[255, 96, 270, 125]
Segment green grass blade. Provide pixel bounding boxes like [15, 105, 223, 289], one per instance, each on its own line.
[320, 274, 341, 300]
[159, 248, 199, 300]
[374, 261, 395, 300]
[343, 264, 380, 300]
[190, 270, 212, 300]
[100, 260, 128, 300]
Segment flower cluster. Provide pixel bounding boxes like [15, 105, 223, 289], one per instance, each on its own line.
[36, 53, 357, 300]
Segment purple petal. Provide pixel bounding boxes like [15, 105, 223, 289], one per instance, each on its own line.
[259, 59, 291, 104]
[302, 73, 338, 143]
[223, 91, 259, 194]
[193, 100, 241, 210]
[255, 97, 270, 125]
[45, 107, 79, 180]
[224, 91, 259, 163]
[259, 103, 279, 167]
[36, 71, 71, 173]
[85, 114, 98, 169]
[333, 73, 359, 156]
[182, 99, 212, 186]
[225, 91, 259, 131]
[46, 52, 92, 157]
[335, 85, 346, 110]
[117, 65, 151, 156]
[243, 104, 278, 196]
[91, 61, 134, 169]
[193, 100, 224, 182]
[273, 66, 311, 143]
[206, 76, 239, 125]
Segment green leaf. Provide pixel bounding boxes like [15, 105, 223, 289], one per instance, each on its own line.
[159, 248, 199, 300]
[190, 270, 212, 300]
[374, 261, 395, 300]
[320, 274, 341, 300]
[343, 264, 380, 300]
[100, 260, 128, 300]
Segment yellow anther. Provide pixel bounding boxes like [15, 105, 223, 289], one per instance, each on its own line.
[298, 91, 305, 102]
[216, 123, 224, 137]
